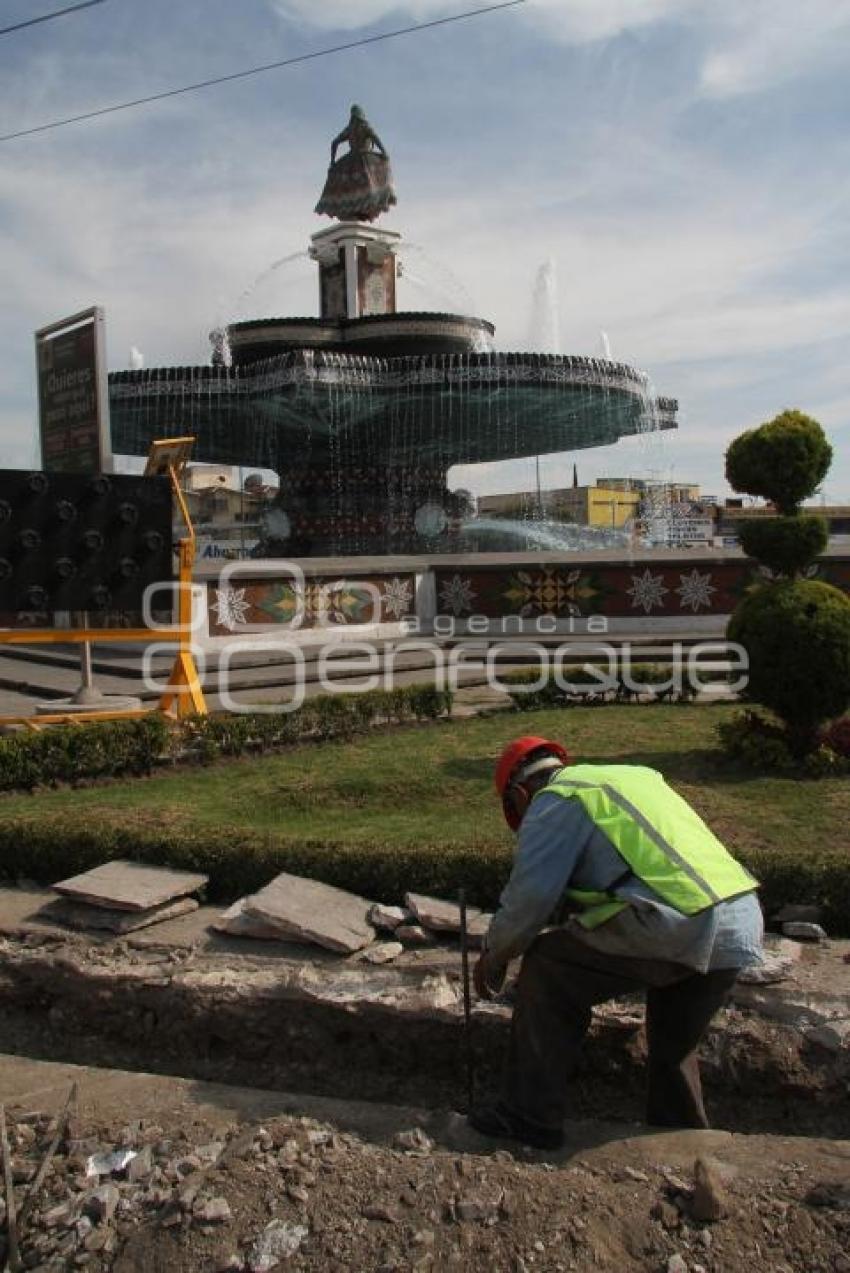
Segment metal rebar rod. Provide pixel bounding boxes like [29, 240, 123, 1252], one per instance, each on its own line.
[17, 1083, 78, 1234]
[1, 1103, 22, 1273]
[458, 888, 474, 1111]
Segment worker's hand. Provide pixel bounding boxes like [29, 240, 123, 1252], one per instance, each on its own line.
[473, 952, 507, 1001]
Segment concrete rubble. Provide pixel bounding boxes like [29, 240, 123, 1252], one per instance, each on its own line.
[1, 1087, 848, 1273]
[773, 904, 824, 925]
[737, 937, 800, 985]
[405, 892, 482, 933]
[395, 922, 435, 946]
[368, 902, 411, 931]
[211, 880, 496, 957]
[246, 1219, 308, 1270]
[361, 941, 404, 965]
[782, 921, 829, 942]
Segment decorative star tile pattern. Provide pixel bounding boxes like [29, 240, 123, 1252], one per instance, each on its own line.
[439, 574, 476, 615]
[676, 569, 717, 612]
[211, 587, 251, 631]
[382, 576, 414, 619]
[627, 568, 669, 614]
[207, 573, 415, 635]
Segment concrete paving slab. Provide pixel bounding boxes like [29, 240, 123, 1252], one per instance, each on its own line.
[405, 891, 482, 933]
[212, 898, 293, 941]
[244, 873, 375, 954]
[38, 895, 199, 934]
[53, 861, 208, 912]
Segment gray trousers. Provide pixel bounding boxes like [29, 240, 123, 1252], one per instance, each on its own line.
[504, 929, 738, 1130]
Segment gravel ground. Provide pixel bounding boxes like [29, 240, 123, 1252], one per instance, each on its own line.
[2, 1099, 849, 1273]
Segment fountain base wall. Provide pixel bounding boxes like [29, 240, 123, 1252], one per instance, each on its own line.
[195, 546, 850, 649]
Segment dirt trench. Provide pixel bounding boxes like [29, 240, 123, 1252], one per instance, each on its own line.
[0, 929, 848, 1142]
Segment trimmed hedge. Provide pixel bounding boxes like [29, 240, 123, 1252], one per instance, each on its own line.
[0, 684, 454, 793]
[499, 664, 719, 710]
[0, 717, 171, 791]
[1, 817, 848, 935]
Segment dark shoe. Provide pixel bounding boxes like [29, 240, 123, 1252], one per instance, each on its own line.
[467, 1102, 564, 1151]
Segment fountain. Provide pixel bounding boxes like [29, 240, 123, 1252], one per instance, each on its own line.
[107, 106, 677, 558]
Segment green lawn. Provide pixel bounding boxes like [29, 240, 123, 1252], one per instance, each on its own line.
[4, 703, 848, 862]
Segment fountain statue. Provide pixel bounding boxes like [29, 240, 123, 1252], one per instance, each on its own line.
[107, 108, 678, 556]
[315, 105, 397, 223]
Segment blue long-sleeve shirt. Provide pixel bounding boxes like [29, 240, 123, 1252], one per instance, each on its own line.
[485, 789, 764, 973]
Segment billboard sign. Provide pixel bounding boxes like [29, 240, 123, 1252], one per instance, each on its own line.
[35, 307, 111, 474]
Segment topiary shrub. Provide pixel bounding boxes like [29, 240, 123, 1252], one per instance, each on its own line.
[728, 580, 850, 755]
[726, 409, 832, 514]
[724, 410, 850, 757]
[737, 516, 828, 578]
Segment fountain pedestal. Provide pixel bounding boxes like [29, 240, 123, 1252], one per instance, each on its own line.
[310, 221, 401, 320]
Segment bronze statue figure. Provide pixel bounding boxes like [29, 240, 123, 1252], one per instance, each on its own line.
[315, 105, 397, 223]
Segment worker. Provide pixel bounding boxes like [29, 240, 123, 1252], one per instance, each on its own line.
[469, 736, 764, 1149]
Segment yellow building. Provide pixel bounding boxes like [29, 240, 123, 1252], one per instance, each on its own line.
[479, 484, 641, 528]
[552, 485, 641, 528]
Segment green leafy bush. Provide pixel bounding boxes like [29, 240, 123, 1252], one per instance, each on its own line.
[717, 710, 795, 773]
[737, 515, 828, 577]
[728, 580, 850, 755]
[725, 410, 832, 516]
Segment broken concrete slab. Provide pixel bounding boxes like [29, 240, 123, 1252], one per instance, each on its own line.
[738, 938, 801, 985]
[53, 861, 208, 913]
[362, 942, 403, 966]
[404, 893, 481, 934]
[39, 896, 199, 935]
[243, 873, 375, 955]
[773, 904, 824, 925]
[368, 904, 411, 931]
[212, 899, 290, 941]
[396, 924, 434, 947]
[783, 921, 828, 942]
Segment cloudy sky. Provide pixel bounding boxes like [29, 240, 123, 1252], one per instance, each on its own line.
[1, 0, 848, 501]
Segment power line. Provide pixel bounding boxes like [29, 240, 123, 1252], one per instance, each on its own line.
[0, 0, 526, 143]
[0, 0, 106, 38]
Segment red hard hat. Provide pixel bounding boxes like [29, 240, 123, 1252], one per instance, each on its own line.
[495, 736, 570, 829]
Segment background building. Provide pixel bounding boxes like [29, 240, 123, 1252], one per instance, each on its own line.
[477, 476, 717, 543]
[183, 466, 276, 560]
[717, 502, 850, 547]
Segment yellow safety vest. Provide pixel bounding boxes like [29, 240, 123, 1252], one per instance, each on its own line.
[541, 764, 758, 929]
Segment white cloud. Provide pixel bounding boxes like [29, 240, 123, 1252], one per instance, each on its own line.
[270, 0, 687, 42]
[269, 0, 850, 100]
[700, 0, 850, 98]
